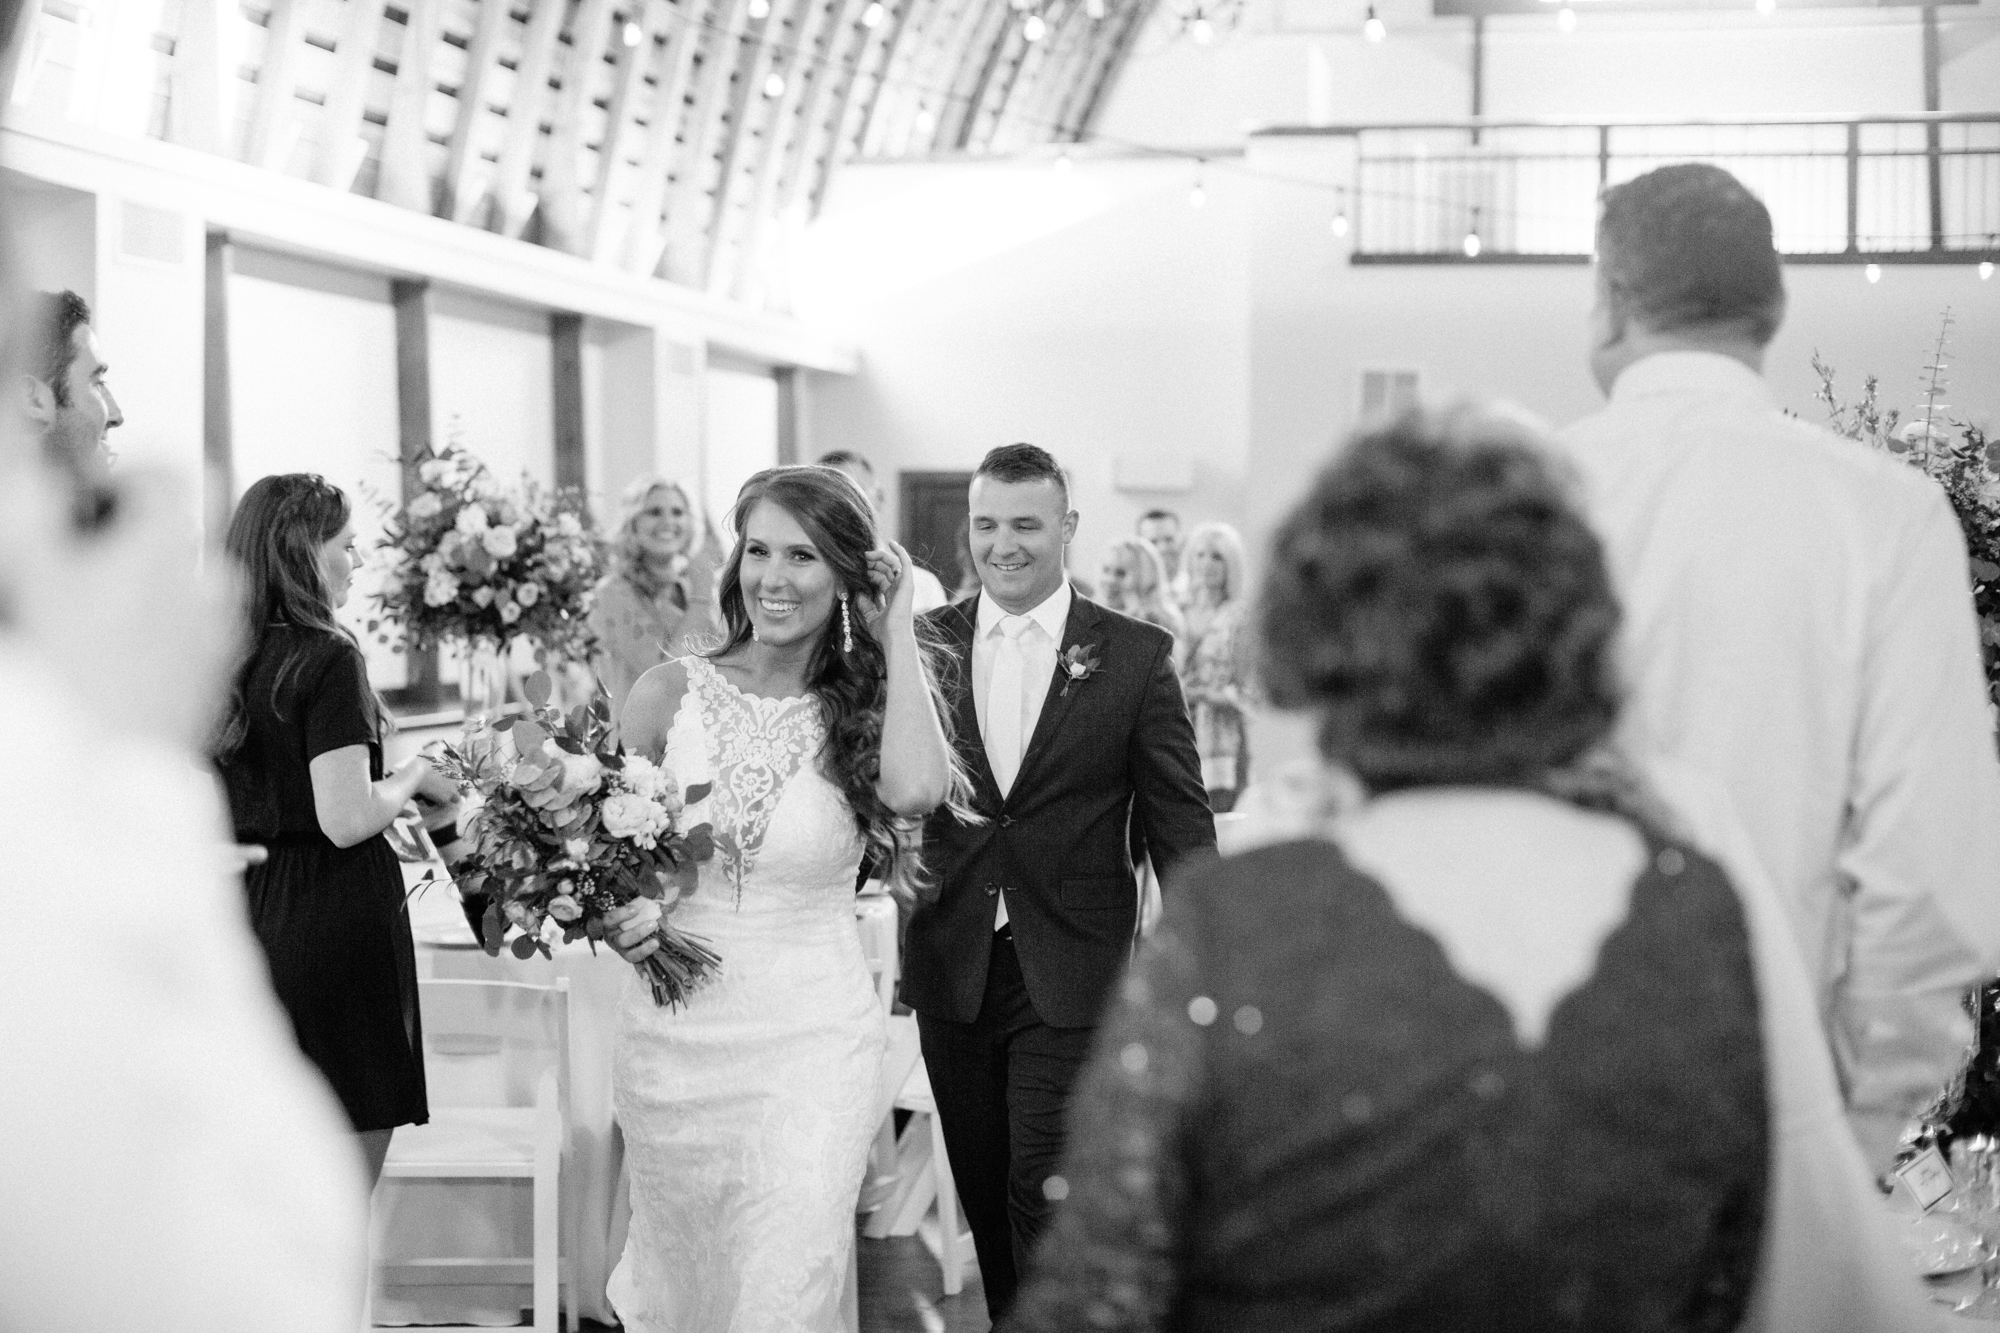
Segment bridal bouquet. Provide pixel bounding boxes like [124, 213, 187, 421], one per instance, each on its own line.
[432, 670, 723, 1007]
[371, 444, 600, 661]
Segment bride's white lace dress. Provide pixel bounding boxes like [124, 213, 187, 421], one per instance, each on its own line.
[608, 657, 888, 1332]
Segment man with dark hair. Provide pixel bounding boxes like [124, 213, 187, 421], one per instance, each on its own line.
[813, 447, 949, 612]
[1558, 162, 2000, 1171]
[905, 442, 1214, 1320]
[24, 289, 121, 483]
[1135, 506, 1185, 601]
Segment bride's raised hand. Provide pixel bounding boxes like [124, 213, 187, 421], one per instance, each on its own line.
[862, 541, 916, 626]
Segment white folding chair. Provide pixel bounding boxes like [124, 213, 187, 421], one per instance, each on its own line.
[862, 1014, 973, 1296]
[374, 977, 577, 1333]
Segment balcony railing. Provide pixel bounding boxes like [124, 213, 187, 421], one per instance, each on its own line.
[1325, 115, 2000, 263]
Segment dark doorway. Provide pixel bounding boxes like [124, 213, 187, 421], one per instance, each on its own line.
[901, 471, 973, 597]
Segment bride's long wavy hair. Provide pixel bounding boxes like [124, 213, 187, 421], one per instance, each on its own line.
[712, 466, 972, 898]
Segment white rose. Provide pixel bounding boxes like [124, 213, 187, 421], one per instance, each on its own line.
[500, 601, 522, 625]
[419, 460, 449, 485]
[516, 581, 541, 607]
[471, 586, 494, 607]
[558, 752, 604, 798]
[547, 895, 582, 923]
[482, 525, 519, 558]
[620, 755, 663, 798]
[420, 552, 446, 575]
[557, 513, 583, 537]
[455, 505, 490, 535]
[601, 792, 657, 841]
[408, 492, 443, 520]
[423, 571, 460, 607]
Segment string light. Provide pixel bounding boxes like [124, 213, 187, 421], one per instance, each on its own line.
[1054, 151, 1074, 172]
[1462, 228, 1482, 258]
[1556, 5, 1576, 31]
[1865, 263, 1882, 283]
[1024, 13, 1048, 39]
[1981, 261, 1994, 281]
[862, 0, 886, 25]
[1363, 5, 1385, 41]
[763, 71, 786, 97]
[1331, 210, 1350, 238]
[747, 0, 771, 17]
[1191, 17, 1216, 41]
[622, 19, 644, 45]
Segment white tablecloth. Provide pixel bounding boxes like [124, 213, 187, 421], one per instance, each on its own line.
[374, 868, 898, 1326]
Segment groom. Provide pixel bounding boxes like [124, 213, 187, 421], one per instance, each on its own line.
[905, 443, 1215, 1319]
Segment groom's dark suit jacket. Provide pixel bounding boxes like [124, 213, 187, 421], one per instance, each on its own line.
[905, 592, 1216, 1030]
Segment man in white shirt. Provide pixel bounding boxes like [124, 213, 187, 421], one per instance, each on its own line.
[1556, 162, 2000, 1169]
[0, 246, 367, 1325]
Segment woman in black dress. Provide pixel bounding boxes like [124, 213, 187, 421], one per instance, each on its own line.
[214, 473, 456, 1190]
[1004, 407, 1769, 1332]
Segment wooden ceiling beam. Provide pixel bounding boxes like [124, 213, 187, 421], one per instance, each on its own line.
[312, 0, 387, 188]
[809, 0, 914, 212]
[538, 0, 618, 253]
[616, 0, 722, 273]
[656, 0, 757, 285]
[379, 0, 445, 211]
[442, 0, 510, 222]
[243, 0, 304, 167]
[488, 0, 568, 237]
[719, 0, 856, 299]
[1062, 0, 1147, 139]
[167, 0, 231, 155]
[907, 0, 996, 154]
[582, 0, 671, 261]
[1002, 0, 1095, 149]
[694, 0, 802, 290]
[953, 0, 1025, 149]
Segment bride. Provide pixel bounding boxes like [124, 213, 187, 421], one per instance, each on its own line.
[602, 464, 962, 1331]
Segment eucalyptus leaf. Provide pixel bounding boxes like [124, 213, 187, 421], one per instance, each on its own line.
[684, 782, 712, 805]
[510, 933, 541, 960]
[524, 671, 553, 707]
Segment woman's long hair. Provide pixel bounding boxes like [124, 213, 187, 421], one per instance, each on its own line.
[213, 473, 381, 758]
[1104, 537, 1185, 643]
[1186, 520, 1249, 608]
[609, 477, 719, 604]
[711, 465, 972, 897]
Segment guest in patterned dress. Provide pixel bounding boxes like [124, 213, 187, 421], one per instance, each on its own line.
[1005, 406, 1771, 1333]
[589, 476, 723, 724]
[1181, 521, 1252, 812]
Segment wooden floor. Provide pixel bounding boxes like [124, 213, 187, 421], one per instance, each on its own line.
[565, 1232, 991, 1333]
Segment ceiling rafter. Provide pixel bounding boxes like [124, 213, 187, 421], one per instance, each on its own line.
[27, 0, 1159, 313]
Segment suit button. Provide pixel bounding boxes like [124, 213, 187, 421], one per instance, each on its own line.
[999, 816, 1014, 828]
[984, 885, 998, 896]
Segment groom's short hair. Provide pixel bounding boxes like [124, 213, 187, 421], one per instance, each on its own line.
[976, 442, 1070, 511]
[1596, 163, 1784, 345]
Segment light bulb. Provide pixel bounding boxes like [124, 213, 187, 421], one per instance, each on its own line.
[1980, 261, 1993, 281]
[1085, 0, 1106, 15]
[1755, 0, 1776, 14]
[1331, 211, 1350, 238]
[763, 71, 786, 98]
[913, 108, 936, 136]
[1191, 16, 1215, 41]
[862, 1, 886, 24]
[1362, 6, 1385, 41]
[1054, 152, 1074, 172]
[1556, 5, 1576, 30]
[1462, 230, 1482, 258]
[1865, 263, 1882, 284]
[748, 0, 771, 17]
[1024, 13, 1047, 39]
[1190, 175, 1207, 209]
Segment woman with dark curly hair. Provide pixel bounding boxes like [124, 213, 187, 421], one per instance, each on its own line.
[1004, 406, 1772, 1333]
[599, 464, 967, 1331]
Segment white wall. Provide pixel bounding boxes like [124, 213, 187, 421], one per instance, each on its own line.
[798, 157, 1251, 580]
[429, 287, 554, 487]
[705, 366, 780, 534]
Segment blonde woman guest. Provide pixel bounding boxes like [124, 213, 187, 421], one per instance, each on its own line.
[1183, 521, 1252, 812]
[1099, 537, 1186, 650]
[591, 478, 723, 721]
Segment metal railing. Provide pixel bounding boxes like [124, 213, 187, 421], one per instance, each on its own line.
[1329, 115, 2000, 263]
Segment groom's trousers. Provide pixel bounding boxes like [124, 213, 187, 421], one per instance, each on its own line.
[916, 926, 1094, 1322]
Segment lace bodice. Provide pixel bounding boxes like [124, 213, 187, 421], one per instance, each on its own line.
[661, 657, 864, 921]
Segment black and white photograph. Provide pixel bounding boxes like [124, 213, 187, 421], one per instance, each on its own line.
[0, 0, 1997, 1327]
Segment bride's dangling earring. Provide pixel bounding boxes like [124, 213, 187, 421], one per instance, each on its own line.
[752, 622, 762, 643]
[840, 592, 853, 654]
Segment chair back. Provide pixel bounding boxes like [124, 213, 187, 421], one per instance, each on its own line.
[417, 978, 572, 1128]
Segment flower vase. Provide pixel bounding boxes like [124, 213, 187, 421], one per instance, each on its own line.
[459, 641, 509, 721]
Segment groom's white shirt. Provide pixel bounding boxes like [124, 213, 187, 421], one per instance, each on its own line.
[972, 578, 1072, 930]
[1556, 350, 2000, 1160]
[0, 641, 367, 1333]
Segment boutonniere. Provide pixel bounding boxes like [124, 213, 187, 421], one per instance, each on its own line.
[1059, 643, 1103, 697]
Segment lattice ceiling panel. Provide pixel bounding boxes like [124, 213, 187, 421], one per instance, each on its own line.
[7, 0, 1158, 311]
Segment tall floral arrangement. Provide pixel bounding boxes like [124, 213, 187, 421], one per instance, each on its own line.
[1818, 313, 2000, 1158]
[371, 444, 600, 661]
[1814, 310, 2000, 708]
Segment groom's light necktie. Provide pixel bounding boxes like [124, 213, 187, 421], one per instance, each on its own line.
[985, 614, 1032, 799]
